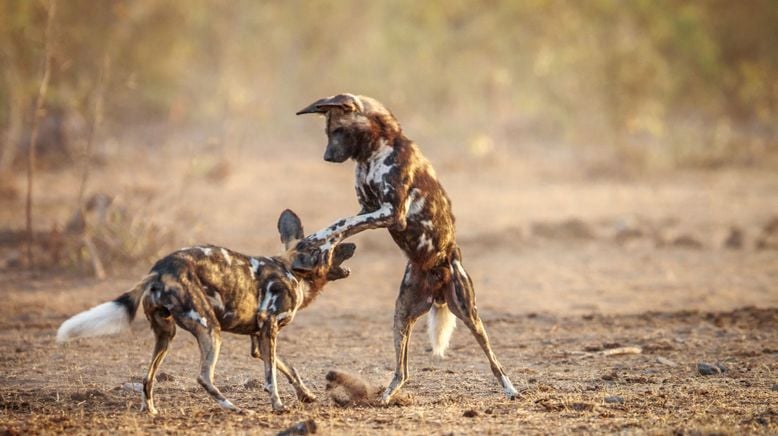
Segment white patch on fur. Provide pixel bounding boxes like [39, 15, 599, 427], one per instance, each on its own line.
[406, 189, 425, 216]
[421, 220, 433, 230]
[295, 280, 309, 307]
[367, 140, 393, 185]
[56, 301, 130, 343]
[427, 303, 456, 358]
[249, 257, 265, 274]
[311, 204, 394, 242]
[187, 310, 208, 328]
[198, 246, 213, 256]
[501, 375, 519, 398]
[417, 233, 433, 252]
[403, 267, 413, 285]
[220, 248, 232, 265]
[452, 259, 467, 278]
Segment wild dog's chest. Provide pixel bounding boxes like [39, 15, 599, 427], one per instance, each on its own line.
[355, 145, 397, 208]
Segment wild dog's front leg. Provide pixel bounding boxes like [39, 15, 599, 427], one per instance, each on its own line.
[307, 203, 402, 246]
[250, 335, 260, 358]
[259, 317, 285, 412]
[250, 334, 316, 403]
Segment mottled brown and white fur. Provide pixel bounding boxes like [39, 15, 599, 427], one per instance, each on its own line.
[297, 94, 519, 403]
[57, 210, 356, 414]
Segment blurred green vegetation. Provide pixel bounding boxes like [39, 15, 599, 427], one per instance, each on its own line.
[1, 0, 777, 168]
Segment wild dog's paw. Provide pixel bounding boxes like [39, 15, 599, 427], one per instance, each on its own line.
[296, 389, 317, 403]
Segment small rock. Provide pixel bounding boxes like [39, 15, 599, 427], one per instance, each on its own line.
[771, 384, 778, 392]
[671, 235, 704, 249]
[724, 227, 744, 249]
[570, 402, 594, 411]
[277, 419, 317, 436]
[120, 382, 143, 393]
[70, 389, 106, 402]
[601, 371, 618, 381]
[463, 409, 479, 418]
[244, 379, 263, 390]
[603, 347, 642, 356]
[604, 396, 625, 404]
[656, 356, 678, 367]
[156, 372, 175, 382]
[697, 362, 723, 376]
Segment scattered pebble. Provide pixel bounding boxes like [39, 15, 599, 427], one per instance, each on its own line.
[463, 409, 479, 418]
[156, 372, 175, 382]
[697, 362, 727, 376]
[656, 356, 678, 367]
[277, 419, 317, 436]
[604, 396, 625, 404]
[601, 372, 618, 381]
[724, 227, 744, 249]
[120, 382, 143, 393]
[244, 379, 263, 390]
[70, 389, 106, 402]
[771, 384, 778, 392]
[603, 347, 642, 356]
[670, 235, 704, 249]
[570, 402, 594, 412]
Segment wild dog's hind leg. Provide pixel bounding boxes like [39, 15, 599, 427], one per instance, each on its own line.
[142, 309, 176, 415]
[445, 253, 519, 399]
[250, 335, 316, 403]
[381, 262, 434, 404]
[193, 328, 243, 411]
[173, 307, 242, 412]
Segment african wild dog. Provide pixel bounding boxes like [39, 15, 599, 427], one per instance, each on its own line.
[56, 209, 356, 413]
[297, 94, 519, 403]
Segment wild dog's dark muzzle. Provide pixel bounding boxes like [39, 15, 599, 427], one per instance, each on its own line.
[323, 131, 351, 163]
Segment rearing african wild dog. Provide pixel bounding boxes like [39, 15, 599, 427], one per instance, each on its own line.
[297, 94, 519, 403]
[57, 210, 356, 413]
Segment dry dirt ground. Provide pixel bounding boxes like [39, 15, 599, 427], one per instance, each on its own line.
[1, 144, 777, 434]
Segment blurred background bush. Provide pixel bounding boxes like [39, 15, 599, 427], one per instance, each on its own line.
[2, 0, 777, 172]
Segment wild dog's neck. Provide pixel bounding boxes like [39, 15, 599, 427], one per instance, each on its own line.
[298, 276, 324, 309]
[354, 132, 410, 163]
[353, 118, 405, 163]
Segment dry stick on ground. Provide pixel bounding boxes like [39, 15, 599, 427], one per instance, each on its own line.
[76, 53, 111, 279]
[25, 0, 57, 268]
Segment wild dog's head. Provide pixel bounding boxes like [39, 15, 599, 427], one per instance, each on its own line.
[277, 209, 356, 287]
[258, 210, 356, 329]
[296, 94, 401, 163]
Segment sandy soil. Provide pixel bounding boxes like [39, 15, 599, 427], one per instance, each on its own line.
[0, 144, 776, 434]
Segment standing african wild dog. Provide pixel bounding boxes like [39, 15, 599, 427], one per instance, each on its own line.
[56, 210, 356, 413]
[296, 94, 519, 403]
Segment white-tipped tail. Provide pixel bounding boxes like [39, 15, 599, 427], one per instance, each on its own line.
[428, 303, 456, 357]
[56, 301, 130, 343]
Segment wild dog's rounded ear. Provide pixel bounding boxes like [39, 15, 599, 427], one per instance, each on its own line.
[278, 209, 304, 249]
[331, 243, 356, 266]
[296, 94, 362, 115]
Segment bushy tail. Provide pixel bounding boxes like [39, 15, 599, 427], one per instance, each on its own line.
[427, 302, 456, 358]
[56, 273, 157, 343]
